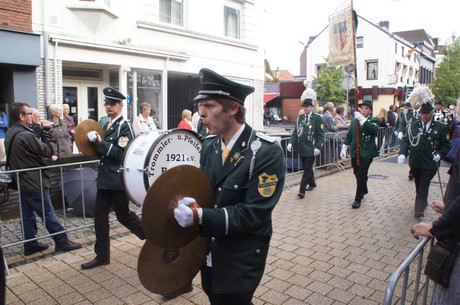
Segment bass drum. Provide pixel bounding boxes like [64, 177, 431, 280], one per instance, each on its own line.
[122, 129, 202, 205]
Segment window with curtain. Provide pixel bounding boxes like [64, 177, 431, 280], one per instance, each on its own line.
[160, 0, 183, 26]
[224, 6, 240, 39]
[366, 60, 378, 80]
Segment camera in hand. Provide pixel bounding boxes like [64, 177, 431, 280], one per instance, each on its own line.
[41, 122, 53, 131]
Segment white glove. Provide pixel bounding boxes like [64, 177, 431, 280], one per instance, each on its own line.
[397, 154, 406, 165]
[354, 111, 366, 125]
[87, 131, 100, 143]
[433, 154, 441, 162]
[178, 197, 196, 206]
[174, 204, 194, 228]
[314, 148, 320, 156]
[397, 132, 403, 140]
[287, 143, 292, 152]
[394, 131, 398, 137]
[340, 144, 348, 159]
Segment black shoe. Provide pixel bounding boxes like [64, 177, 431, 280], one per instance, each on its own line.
[297, 193, 305, 199]
[306, 185, 316, 191]
[408, 175, 414, 181]
[24, 243, 49, 256]
[55, 241, 82, 253]
[352, 201, 361, 209]
[414, 212, 424, 219]
[81, 258, 110, 270]
[162, 283, 193, 299]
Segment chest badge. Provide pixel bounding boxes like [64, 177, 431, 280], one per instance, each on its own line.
[258, 173, 278, 198]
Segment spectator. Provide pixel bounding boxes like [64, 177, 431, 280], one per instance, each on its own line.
[374, 108, 387, 154]
[334, 105, 349, 130]
[81, 88, 145, 270]
[0, 110, 8, 163]
[5, 102, 81, 256]
[62, 104, 76, 145]
[133, 102, 157, 136]
[384, 105, 397, 153]
[177, 109, 193, 130]
[398, 102, 450, 218]
[323, 102, 345, 162]
[49, 104, 73, 158]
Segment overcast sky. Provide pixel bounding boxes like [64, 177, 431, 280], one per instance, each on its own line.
[262, 0, 459, 75]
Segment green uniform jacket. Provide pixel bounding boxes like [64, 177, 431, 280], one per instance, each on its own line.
[96, 116, 133, 190]
[200, 124, 285, 294]
[399, 119, 450, 170]
[398, 109, 414, 133]
[344, 117, 380, 159]
[289, 113, 324, 156]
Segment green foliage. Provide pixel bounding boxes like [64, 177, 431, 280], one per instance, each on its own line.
[314, 65, 347, 106]
[264, 59, 278, 82]
[432, 35, 460, 106]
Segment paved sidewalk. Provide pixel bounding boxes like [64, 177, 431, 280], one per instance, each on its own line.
[4, 156, 450, 304]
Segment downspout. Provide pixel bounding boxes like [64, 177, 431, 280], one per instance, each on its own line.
[42, 0, 50, 107]
[161, 57, 169, 130]
[54, 40, 59, 104]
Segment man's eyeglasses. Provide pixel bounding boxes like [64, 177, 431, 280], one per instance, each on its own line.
[22, 112, 33, 115]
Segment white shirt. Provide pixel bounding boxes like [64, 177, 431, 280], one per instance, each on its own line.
[132, 114, 157, 136]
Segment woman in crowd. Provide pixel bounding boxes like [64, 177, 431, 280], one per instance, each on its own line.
[49, 104, 73, 158]
[177, 109, 193, 130]
[133, 102, 157, 136]
[374, 108, 387, 153]
[62, 104, 76, 146]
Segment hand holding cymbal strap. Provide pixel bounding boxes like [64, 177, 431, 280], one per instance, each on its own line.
[174, 197, 202, 227]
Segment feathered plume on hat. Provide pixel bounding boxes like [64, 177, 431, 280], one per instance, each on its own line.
[406, 83, 434, 108]
[300, 80, 317, 102]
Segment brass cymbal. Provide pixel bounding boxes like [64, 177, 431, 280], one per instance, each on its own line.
[138, 237, 207, 295]
[74, 119, 104, 156]
[142, 165, 212, 249]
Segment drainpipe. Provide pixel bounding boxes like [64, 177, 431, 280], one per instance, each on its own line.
[161, 57, 169, 130]
[54, 40, 59, 104]
[42, 0, 50, 107]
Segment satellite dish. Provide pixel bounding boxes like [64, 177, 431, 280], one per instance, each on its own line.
[341, 76, 355, 90]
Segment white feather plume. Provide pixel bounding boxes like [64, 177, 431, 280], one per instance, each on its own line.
[406, 85, 433, 107]
[300, 88, 317, 102]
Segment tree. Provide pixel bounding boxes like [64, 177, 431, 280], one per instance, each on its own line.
[314, 64, 346, 106]
[264, 59, 278, 82]
[432, 34, 460, 106]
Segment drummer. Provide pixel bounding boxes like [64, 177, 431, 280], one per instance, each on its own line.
[81, 87, 146, 270]
[174, 68, 286, 305]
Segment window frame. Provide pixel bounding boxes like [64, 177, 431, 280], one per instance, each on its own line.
[159, 0, 183, 27]
[366, 60, 378, 80]
[224, 5, 240, 39]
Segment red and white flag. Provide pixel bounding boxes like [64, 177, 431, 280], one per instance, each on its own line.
[328, 8, 354, 66]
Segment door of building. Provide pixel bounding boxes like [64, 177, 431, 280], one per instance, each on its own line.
[63, 82, 103, 124]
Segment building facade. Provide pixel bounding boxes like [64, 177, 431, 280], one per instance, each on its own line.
[300, 15, 436, 113]
[1, 0, 265, 129]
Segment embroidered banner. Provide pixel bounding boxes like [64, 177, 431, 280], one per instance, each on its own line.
[328, 8, 354, 66]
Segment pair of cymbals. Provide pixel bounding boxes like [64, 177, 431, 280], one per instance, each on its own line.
[74, 119, 104, 156]
[138, 165, 212, 295]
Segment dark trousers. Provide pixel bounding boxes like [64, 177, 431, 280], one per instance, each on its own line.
[351, 157, 373, 202]
[411, 167, 437, 214]
[201, 266, 254, 305]
[0, 247, 5, 305]
[94, 189, 145, 261]
[299, 156, 316, 194]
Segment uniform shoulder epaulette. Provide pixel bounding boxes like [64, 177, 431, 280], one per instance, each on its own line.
[256, 131, 275, 143]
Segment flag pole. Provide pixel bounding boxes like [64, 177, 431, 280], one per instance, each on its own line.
[350, 0, 360, 165]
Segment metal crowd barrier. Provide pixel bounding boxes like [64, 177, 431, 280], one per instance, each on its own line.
[0, 160, 102, 274]
[383, 236, 433, 305]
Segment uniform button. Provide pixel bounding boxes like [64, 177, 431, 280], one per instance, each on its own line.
[234, 185, 238, 189]
[218, 187, 222, 192]
[117, 170, 120, 173]
[211, 237, 215, 242]
[214, 205, 217, 208]
[256, 249, 261, 254]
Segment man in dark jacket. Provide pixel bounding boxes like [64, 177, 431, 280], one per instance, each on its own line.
[173, 68, 285, 305]
[5, 102, 81, 256]
[81, 87, 145, 270]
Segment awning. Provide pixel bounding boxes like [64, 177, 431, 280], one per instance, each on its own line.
[264, 93, 280, 104]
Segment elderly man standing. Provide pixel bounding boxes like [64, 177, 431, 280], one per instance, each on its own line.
[398, 101, 450, 218]
[81, 87, 145, 270]
[5, 102, 81, 255]
[287, 98, 324, 198]
[341, 100, 380, 209]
